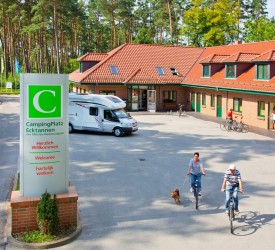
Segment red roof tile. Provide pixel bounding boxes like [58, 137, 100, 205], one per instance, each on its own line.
[200, 54, 230, 63]
[252, 50, 275, 61]
[77, 52, 108, 62]
[185, 41, 275, 93]
[70, 41, 275, 93]
[70, 43, 204, 84]
[223, 52, 259, 62]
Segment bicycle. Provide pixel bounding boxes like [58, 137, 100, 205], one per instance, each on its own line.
[193, 179, 200, 210]
[226, 190, 242, 234]
[235, 116, 249, 133]
[189, 173, 203, 210]
[220, 119, 231, 131]
[220, 116, 249, 133]
[228, 191, 235, 234]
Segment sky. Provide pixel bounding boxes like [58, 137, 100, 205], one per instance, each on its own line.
[267, 0, 275, 18]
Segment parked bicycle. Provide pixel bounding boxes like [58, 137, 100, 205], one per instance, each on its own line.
[220, 116, 249, 133]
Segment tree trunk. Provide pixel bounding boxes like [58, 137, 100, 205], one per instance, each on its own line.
[53, 0, 60, 74]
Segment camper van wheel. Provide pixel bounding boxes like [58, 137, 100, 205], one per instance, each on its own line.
[69, 124, 74, 133]
[114, 127, 123, 137]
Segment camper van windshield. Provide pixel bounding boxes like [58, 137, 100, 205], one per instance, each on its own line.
[114, 109, 129, 118]
[105, 96, 122, 103]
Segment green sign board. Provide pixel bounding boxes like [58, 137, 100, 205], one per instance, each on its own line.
[28, 85, 62, 118]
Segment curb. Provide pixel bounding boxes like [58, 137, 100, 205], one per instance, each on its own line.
[6, 205, 82, 249]
[6, 173, 82, 249]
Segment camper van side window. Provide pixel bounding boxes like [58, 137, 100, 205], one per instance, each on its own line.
[89, 107, 98, 116]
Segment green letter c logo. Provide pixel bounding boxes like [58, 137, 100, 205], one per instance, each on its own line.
[33, 90, 56, 113]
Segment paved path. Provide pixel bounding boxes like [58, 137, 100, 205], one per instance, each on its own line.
[1, 98, 275, 250]
[0, 95, 20, 250]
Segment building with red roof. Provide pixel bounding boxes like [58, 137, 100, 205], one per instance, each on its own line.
[69, 41, 275, 130]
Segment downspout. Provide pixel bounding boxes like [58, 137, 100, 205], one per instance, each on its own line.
[226, 91, 229, 118]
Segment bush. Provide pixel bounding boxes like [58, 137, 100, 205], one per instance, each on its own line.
[36, 191, 59, 235]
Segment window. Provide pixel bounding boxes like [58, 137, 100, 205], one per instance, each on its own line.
[156, 67, 165, 75]
[89, 107, 98, 116]
[211, 94, 215, 107]
[233, 98, 242, 112]
[257, 64, 268, 80]
[202, 65, 210, 77]
[202, 93, 206, 106]
[104, 110, 118, 121]
[99, 90, 116, 95]
[226, 64, 235, 78]
[80, 63, 83, 73]
[258, 101, 265, 117]
[170, 67, 179, 76]
[109, 65, 119, 74]
[105, 96, 122, 103]
[163, 91, 177, 102]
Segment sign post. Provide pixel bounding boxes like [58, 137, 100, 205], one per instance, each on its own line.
[20, 74, 68, 196]
[6, 81, 12, 92]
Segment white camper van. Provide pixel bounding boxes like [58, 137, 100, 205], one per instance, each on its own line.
[68, 93, 138, 137]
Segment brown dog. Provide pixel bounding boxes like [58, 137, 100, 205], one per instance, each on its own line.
[171, 188, 180, 204]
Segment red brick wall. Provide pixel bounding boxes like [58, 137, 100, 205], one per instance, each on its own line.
[10, 186, 78, 234]
[72, 84, 275, 129]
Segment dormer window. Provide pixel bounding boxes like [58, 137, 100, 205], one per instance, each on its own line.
[202, 65, 210, 77]
[110, 65, 119, 74]
[170, 67, 179, 76]
[156, 67, 165, 75]
[257, 64, 268, 80]
[225, 64, 235, 78]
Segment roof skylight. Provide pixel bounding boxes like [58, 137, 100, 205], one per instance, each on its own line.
[110, 65, 119, 74]
[170, 67, 179, 76]
[156, 67, 165, 75]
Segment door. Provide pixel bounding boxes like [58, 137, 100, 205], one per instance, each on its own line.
[139, 90, 147, 110]
[196, 93, 201, 112]
[191, 92, 195, 111]
[147, 90, 156, 112]
[269, 102, 275, 129]
[217, 95, 222, 118]
[102, 110, 118, 132]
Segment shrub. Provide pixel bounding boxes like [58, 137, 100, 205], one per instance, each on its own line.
[36, 191, 59, 235]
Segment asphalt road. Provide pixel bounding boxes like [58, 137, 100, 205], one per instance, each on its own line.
[0, 95, 20, 250]
[1, 96, 275, 250]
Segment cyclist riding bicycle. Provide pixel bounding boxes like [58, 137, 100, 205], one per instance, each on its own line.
[187, 152, 206, 196]
[221, 164, 243, 216]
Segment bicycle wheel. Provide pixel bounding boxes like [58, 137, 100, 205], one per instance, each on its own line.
[224, 123, 231, 131]
[241, 124, 249, 133]
[220, 122, 226, 131]
[194, 188, 199, 209]
[229, 205, 234, 234]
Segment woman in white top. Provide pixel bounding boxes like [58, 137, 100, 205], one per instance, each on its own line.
[272, 108, 275, 130]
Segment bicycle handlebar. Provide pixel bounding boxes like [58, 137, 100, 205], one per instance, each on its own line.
[221, 189, 243, 193]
